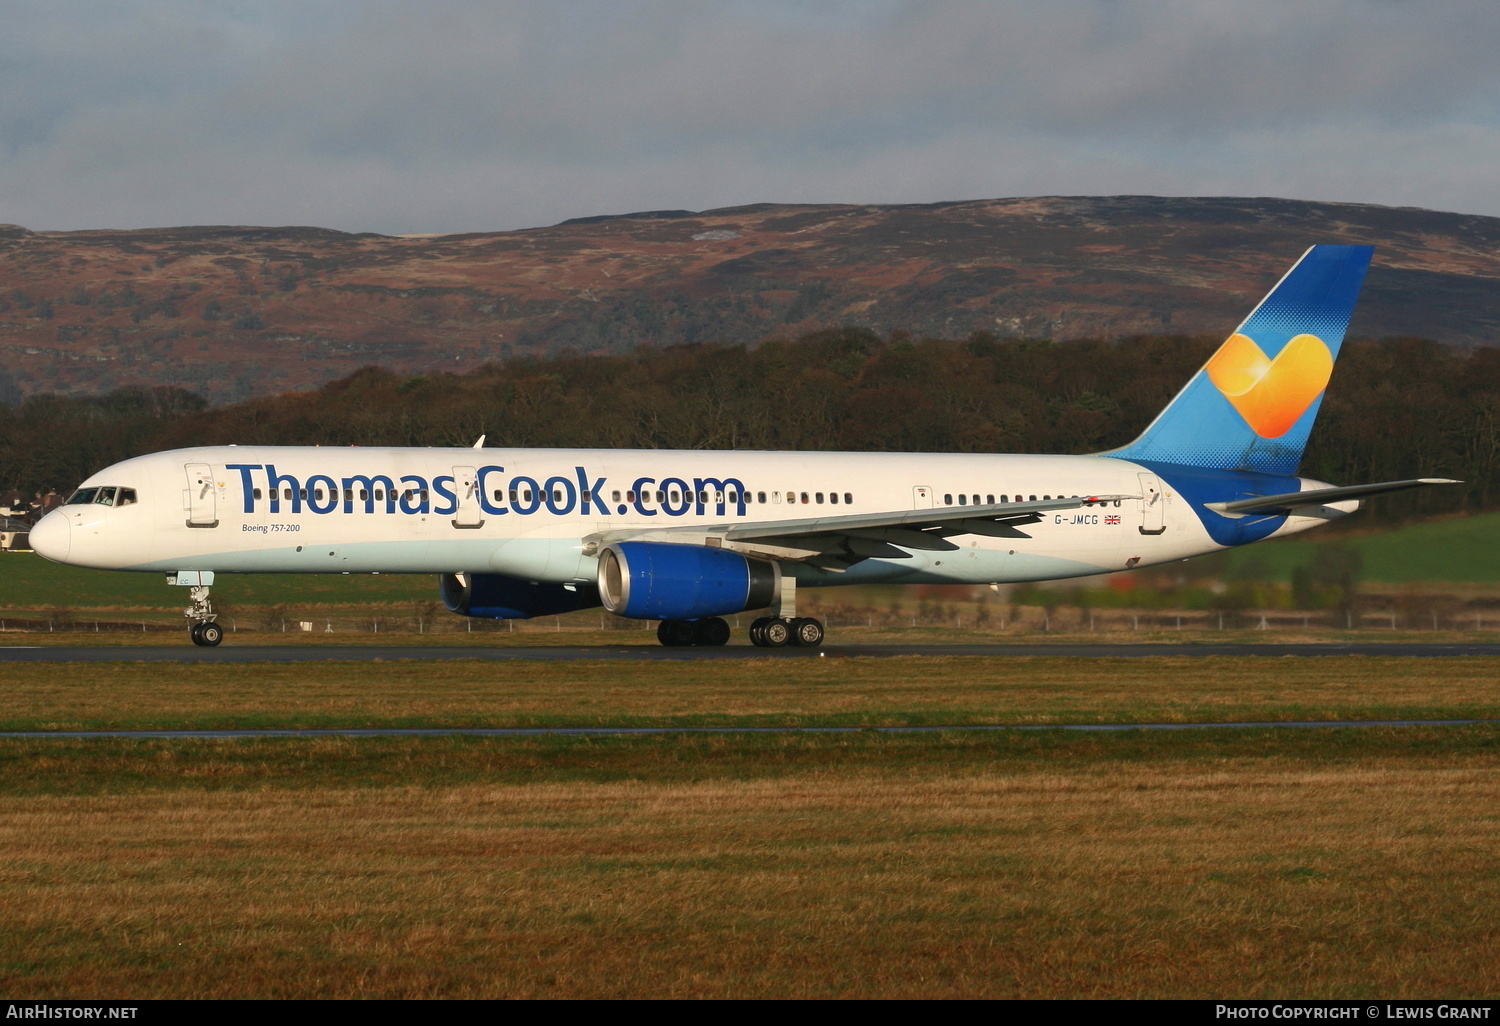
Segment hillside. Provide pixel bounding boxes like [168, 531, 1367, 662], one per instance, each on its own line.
[3, 195, 1500, 402]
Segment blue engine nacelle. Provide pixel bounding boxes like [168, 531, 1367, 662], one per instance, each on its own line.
[439, 572, 601, 620]
[597, 541, 779, 620]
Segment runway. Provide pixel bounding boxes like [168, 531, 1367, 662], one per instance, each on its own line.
[2, 642, 1500, 661]
[2, 719, 1493, 739]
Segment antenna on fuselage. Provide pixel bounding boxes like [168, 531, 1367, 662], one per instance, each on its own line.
[472, 435, 485, 449]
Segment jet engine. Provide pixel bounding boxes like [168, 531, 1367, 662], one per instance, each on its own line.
[597, 541, 778, 620]
[439, 572, 601, 620]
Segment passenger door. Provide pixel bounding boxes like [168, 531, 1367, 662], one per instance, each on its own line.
[451, 465, 485, 529]
[1137, 472, 1166, 535]
[184, 463, 218, 528]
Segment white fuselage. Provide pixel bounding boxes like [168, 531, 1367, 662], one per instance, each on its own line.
[36, 445, 1341, 589]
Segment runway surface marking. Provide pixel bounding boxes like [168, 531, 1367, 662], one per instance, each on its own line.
[2, 720, 1494, 739]
[4, 643, 1500, 661]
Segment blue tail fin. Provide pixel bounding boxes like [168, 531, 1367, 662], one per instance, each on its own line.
[1106, 244, 1373, 475]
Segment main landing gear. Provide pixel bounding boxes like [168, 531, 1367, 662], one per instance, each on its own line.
[185, 585, 222, 647]
[748, 616, 824, 649]
[654, 615, 825, 647]
[657, 617, 732, 647]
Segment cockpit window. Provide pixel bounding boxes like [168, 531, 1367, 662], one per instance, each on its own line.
[65, 486, 136, 507]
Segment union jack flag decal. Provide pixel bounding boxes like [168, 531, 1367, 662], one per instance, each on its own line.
[1105, 515, 1121, 525]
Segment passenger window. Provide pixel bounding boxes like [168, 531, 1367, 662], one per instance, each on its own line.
[118, 488, 137, 506]
[844, 493, 852, 504]
[986, 494, 994, 504]
[944, 494, 953, 505]
[772, 492, 780, 504]
[314, 488, 324, 501]
[973, 495, 980, 505]
[493, 489, 503, 501]
[1028, 495, 1036, 501]
[829, 492, 838, 504]
[801, 492, 809, 504]
[958, 494, 966, 505]
[253, 488, 263, 500]
[360, 489, 369, 501]
[612, 490, 621, 502]
[815, 492, 824, 504]
[553, 490, 562, 503]
[286, 488, 295, 501]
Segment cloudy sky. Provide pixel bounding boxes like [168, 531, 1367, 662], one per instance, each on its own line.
[3, 0, 1499, 234]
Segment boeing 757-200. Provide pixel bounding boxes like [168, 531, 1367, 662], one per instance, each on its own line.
[28, 245, 1456, 647]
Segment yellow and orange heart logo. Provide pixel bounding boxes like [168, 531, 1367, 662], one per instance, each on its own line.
[1204, 332, 1333, 438]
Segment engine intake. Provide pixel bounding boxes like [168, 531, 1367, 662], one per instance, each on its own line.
[598, 541, 778, 620]
[439, 572, 600, 620]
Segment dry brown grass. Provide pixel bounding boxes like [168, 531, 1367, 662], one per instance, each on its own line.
[2, 733, 1499, 998]
[1, 656, 1497, 730]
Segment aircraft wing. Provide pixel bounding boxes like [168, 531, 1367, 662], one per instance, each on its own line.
[1205, 478, 1460, 516]
[587, 494, 1138, 569]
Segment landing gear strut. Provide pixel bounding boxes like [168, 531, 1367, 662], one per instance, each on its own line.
[185, 585, 222, 647]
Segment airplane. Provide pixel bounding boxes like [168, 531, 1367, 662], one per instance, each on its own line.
[27, 244, 1457, 648]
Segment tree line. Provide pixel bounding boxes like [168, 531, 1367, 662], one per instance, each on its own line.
[3, 328, 1495, 524]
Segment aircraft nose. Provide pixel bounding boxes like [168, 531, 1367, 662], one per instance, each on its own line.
[28, 510, 71, 563]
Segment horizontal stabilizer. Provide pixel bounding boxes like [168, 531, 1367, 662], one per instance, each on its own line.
[1205, 478, 1460, 515]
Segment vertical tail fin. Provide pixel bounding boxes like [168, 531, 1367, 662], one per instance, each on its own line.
[1107, 244, 1373, 475]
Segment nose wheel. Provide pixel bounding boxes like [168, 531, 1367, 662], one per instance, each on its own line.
[184, 584, 222, 646]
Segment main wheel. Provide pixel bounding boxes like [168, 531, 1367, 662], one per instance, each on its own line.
[760, 618, 790, 648]
[189, 622, 206, 646]
[657, 619, 698, 647]
[790, 617, 824, 648]
[198, 622, 224, 647]
[693, 617, 731, 647]
[748, 617, 772, 647]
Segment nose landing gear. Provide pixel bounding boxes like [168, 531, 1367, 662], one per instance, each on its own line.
[185, 585, 222, 647]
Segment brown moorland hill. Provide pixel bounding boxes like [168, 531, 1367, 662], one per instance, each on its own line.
[2, 195, 1499, 403]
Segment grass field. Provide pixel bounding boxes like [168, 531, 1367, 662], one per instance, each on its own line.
[2, 656, 1499, 731]
[2, 655, 1499, 998]
[1219, 511, 1500, 583]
